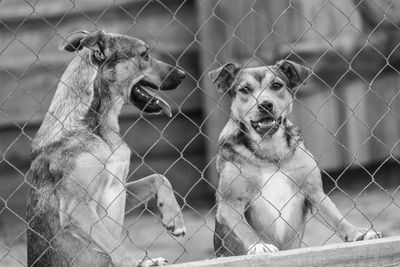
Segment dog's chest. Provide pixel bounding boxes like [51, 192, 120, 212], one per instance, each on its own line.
[98, 143, 131, 231]
[105, 143, 131, 181]
[101, 143, 131, 198]
[249, 167, 306, 246]
[260, 169, 297, 208]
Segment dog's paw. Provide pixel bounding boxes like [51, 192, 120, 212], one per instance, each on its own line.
[161, 207, 186, 237]
[349, 228, 382, 241]
[157, 185, 186, 237]
[136, 257, 168, 267]
[247, 242, 279, 255]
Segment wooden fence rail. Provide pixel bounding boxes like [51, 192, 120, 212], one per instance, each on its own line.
[171, 236, 400, 267]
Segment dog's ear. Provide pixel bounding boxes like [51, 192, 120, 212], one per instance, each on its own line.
[208, 62, 241, 94]
[80, 30, 113, 61]
[59, 30, 89, 52]
[276, 60, 310, 88]
[59, 29, 112, 61]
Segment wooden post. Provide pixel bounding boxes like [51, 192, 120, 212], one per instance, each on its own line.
[196, 0, 233, 185]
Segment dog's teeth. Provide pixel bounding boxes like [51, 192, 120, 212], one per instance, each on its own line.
[258, 120, 275, 128]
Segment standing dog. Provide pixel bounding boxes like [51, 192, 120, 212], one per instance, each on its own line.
[209, 60, 382, 256]
[27, 29, 186, 267]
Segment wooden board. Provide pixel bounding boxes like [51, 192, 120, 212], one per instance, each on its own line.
[170, 236, 400, 267]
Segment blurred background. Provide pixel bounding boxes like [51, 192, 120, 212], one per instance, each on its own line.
[1, 0, 400, 266]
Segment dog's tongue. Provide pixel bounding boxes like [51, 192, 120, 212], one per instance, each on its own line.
[141, 87, 172, 117]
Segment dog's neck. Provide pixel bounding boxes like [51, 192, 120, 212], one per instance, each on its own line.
[219, 118, 302, 165]
[33, 50, 125, 151]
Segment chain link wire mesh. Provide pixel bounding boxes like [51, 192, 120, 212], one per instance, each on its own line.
[1, 0, 400, 266]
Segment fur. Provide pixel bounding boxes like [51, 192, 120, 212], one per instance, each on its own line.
[210, 60, 382, 257]
[27, 30, 186, 267]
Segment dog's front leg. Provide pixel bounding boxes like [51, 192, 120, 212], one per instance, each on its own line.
[70, 202, 166, 267]
[126, 174, 186, 236]
[216, 200, 278, 255]
[304, 169, 382, 242]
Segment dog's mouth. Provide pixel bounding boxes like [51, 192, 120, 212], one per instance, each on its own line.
[130, 80, 172, 117]
[250, 116, 282, 136]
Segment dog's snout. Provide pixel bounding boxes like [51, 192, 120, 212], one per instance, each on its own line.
[160, 67, 186, 90]
[258, 101, 274, 113]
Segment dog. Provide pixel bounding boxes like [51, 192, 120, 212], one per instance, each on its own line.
[209, 60, 382, 257]
[27, 29, 186, 267]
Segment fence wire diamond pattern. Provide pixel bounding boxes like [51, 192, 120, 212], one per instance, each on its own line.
[0, 0, 400, 266]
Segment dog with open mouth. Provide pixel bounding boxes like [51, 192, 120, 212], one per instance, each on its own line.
[27, 29, 186, 267]
[209, 60, 382, 257]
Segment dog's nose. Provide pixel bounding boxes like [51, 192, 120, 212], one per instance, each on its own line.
[258, 101, 274, 113]
[176, 68, 186, 80]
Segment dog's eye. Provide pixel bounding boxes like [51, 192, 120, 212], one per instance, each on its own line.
[271, 82, 283, 91]
[239, 86, 250, 94]
[140, 51, 149, 61]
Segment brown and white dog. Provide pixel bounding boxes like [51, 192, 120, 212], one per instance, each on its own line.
[27, 29, 186, 267]
[209, 60, 382, 257]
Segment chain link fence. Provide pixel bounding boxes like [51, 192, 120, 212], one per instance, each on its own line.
[1, 0, 400, 266]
